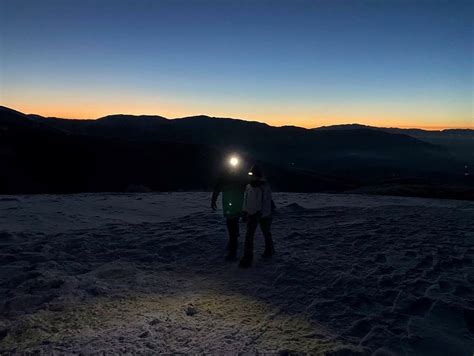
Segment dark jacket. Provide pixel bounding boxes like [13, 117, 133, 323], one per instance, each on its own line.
[212, 171, 246, 218]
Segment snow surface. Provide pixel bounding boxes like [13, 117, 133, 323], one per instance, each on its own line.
[0, 192, 473, 355]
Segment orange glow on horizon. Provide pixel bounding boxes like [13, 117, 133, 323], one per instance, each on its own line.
[2, 101, 472, 131]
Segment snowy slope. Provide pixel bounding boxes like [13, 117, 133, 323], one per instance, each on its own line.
[0, 193, 473, 355]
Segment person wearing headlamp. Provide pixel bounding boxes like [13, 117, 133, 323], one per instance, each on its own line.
[211, 155, 246, 261]
[239, 164, 275, 268]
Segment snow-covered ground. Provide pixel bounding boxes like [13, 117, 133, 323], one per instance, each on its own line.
[0, 193, 473, 355]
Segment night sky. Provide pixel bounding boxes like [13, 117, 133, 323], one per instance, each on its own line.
[1, 0, 472, 129]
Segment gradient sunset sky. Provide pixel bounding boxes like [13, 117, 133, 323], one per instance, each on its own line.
[1, 0, 472, 129]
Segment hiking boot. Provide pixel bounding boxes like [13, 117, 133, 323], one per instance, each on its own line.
[239, 255, 253, 268]
[262, 250, 274, 258]
[225, 253, 238, 262]
[262, 246, 275, 258]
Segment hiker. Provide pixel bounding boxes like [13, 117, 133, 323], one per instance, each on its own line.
[211, 155, 247, 261]
[239, 164, 275, 268]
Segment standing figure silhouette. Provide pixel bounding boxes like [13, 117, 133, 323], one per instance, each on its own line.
[211, 156, 247, 261]
[240, 164, 275, 268]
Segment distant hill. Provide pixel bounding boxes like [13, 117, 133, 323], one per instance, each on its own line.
[315, 123, 373, 131]
[1, 105, 472, 198]
[315, 123, 474, 137]
[25, 111, 459, 179]
[315, 123, 474, 169]
[0, 106, 64, 135]
[0, 106, 348, 194]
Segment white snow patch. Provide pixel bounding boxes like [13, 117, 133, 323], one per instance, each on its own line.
[0, 193, 473, 354]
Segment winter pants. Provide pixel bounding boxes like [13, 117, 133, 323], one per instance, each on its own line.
[243, 214, 273, 259]
[226, 217, 240, 256]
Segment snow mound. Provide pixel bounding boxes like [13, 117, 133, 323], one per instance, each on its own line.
[278, 202, 312, 213]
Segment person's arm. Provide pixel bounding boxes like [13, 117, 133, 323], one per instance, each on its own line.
[242, 184, 250, 213]
[211, 191, 219, 210]
[211, 177, 222, 210]
[241, 184, 250, 221]
[263, 184, 274, 216]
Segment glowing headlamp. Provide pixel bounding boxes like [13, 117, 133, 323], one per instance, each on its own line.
[228, 156, 239, 168]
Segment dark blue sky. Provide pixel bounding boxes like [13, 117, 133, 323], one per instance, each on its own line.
[1, 0, 472, 128]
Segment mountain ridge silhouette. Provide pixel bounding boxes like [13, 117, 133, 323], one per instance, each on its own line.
[1, 105, 472, 198]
